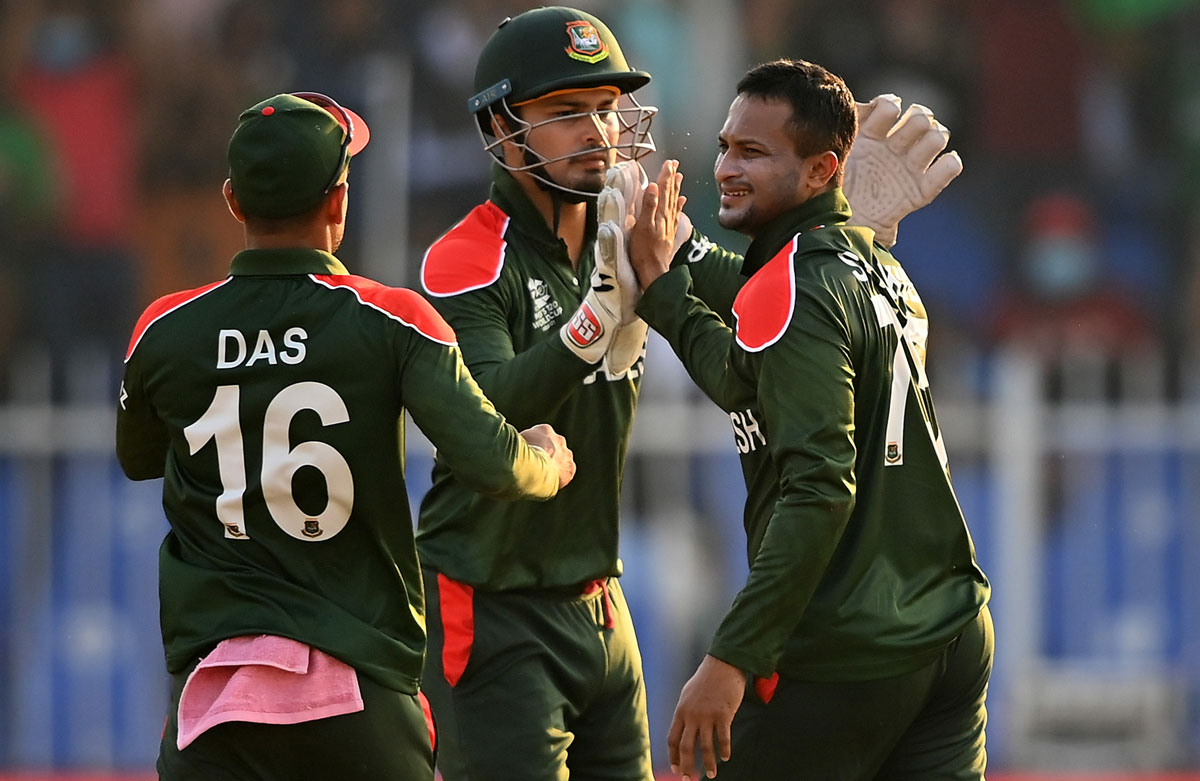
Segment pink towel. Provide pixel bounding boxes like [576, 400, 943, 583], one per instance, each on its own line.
[177, 635, 364, 750]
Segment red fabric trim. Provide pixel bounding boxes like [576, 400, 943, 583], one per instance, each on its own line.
[125, 279, 229, 362]
[311, 275, 457, 345]
[417, 690, 436, 752]
[582, 578, 615, 629]
[754, 672, 780, 704]
[437, 573, 475, 687]
[732, 237, 798, 352]
[421, 201, 510, 297]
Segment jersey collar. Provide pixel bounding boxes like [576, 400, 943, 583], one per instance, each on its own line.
[229, 248, 350, 276]
[490, 163, 599, 260]
[742, 188, 851, 276]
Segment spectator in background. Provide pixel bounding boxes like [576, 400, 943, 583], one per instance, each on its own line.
[986, 190, 1157, 375]
[136, 0, 298, 301]
[0, 77, 59, 392]
[10, 0, 142, 396]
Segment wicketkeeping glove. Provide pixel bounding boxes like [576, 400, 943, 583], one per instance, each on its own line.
[560, 226, 623, 365]
[843, 94, 963, 248]
[597, 161, 649, 375]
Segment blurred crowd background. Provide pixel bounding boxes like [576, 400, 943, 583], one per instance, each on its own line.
[1, 0, 1199, 775]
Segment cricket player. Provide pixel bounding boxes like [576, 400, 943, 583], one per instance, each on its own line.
[622, 59, 992, 780]
[116, 91, 575, 779]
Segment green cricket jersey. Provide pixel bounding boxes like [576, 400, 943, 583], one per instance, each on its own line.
[637, 189, 990, 681]
[417, 165, 743, 590]
[116, 248, 561, 693]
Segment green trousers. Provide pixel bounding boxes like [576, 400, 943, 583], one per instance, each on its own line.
[719, 605, 993, 781]
[421, 568, 654, 781]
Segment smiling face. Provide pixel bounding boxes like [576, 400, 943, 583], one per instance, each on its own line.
[714, 95, 822, 237]
[503, 86, 621, 196]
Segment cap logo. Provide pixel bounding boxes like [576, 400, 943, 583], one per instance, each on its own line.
[564, 21, 609, 64]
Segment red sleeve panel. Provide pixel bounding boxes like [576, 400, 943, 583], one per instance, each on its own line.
[124, 279, 231, 362]
[420, 201, 511, 297]
[732, 237, 798, 353]
[311, 274, 458, 346]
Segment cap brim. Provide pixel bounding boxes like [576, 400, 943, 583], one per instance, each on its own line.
[341, 107, 370, 156]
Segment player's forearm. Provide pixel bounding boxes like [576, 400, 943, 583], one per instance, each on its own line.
[636, 266, 738, 410]
[673, 230, 746, 325]
[404, 344, 562, 501]
[465, 336, 599, 428]
[708, 487, 852, 677]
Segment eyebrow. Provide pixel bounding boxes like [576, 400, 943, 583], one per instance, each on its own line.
[719, 130, 767, 147]
[546, 96, 618, 111]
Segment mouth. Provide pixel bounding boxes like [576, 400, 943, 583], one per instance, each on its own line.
[719, 186, 750, 206]
[576, 151, 610, 171]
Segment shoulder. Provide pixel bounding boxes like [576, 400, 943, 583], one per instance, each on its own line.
[125, 278, 231, 362]
[732, 227, 866, 352]
[421, 201, 512, 297]
[732, 237, 799, 352]
[310, 275, 458, 346]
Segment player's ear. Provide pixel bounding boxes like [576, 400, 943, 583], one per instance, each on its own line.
[807, 151, 839, 190]
[327, 180, 348, 225]
[223, 179, 247, 224]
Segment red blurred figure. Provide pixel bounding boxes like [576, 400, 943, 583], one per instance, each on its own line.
[986, 191, 1156, 358]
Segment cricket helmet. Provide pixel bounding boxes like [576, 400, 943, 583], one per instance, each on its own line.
[468, 6, 657, 199]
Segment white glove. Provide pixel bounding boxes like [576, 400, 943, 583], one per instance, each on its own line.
[560, 228, 622, 365]
[843, 94, 963, 248]
[597, 162, 650, 375]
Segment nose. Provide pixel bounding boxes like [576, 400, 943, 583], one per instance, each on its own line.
[585, 110, 616, 148]
[714, 149, 737, 182]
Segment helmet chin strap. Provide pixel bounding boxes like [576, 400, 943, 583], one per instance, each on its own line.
[521, 147, 594, 235]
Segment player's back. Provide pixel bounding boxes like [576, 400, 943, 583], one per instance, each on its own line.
[118, 247, 456, 692]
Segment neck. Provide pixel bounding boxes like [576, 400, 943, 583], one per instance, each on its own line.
[516, 173, 590, 267]
[243, 225, 335, 253]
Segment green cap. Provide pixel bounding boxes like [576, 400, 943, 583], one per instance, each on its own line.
[470, 6, 650, 118]
[227, 93, 370, 219]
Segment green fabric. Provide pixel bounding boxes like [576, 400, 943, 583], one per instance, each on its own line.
[416, 166, 632, 589]
[227, 94, 348, 218]
[718, 606, 992, 779]
[471, 6, 650, 111]
[117, 247, 559, 693]
[422, 572, 652, 781]
[416, 166, 746, 591]
[637, 188, 990, 681]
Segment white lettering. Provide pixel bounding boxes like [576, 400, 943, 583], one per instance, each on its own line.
[281, 327, 307, 365]
[730, 408, 767, 454]
[217, 330, 248, 369]
[218, 328, 309, 369]
[838, 250, 868, 282]
[245, 331, 278, 367]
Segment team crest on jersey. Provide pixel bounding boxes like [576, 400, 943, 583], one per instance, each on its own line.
[564, 21, 609, 63]
[886, 442, 901, 464]
[528, 278, 563, 331]
[302, 519, 323, 538]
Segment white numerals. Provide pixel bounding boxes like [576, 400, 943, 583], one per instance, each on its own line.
[184, 382, 354, 541]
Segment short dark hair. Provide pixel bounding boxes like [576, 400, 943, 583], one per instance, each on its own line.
[736, 59, 857, 182]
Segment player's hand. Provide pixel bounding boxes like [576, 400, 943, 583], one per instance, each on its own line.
[520, 423, 576, 489]
[597, 162, 650, 375]
[843, 94, 963, 248]
[599, 161, 647, 324]
[629, 159, 686, 290]
[667, 654, 746, 780]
